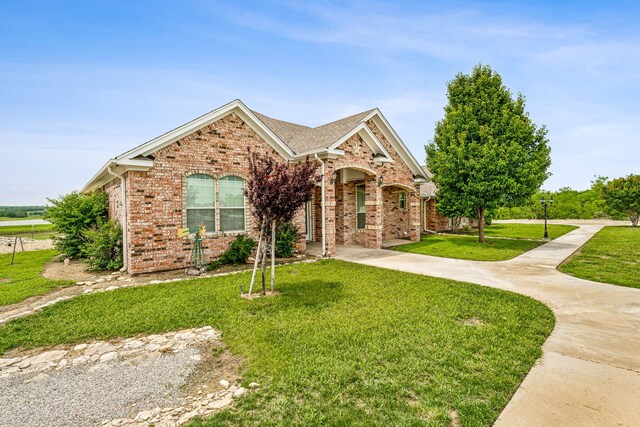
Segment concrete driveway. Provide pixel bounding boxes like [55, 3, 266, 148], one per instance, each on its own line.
[333, 224, 640, 426]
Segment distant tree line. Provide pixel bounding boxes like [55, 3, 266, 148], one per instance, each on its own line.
[0, 206, 46, 218]
[494, 176, 629, 221]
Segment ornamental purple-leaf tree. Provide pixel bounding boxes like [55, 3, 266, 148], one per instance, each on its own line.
[246, 150, 319, 295]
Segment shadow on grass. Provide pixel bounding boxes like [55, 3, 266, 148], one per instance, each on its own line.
[278, 280, 344, 309]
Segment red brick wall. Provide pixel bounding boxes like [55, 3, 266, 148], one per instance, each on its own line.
[104, 178, 122, 224]
[115, 113, 306, 274]
[423, 199, 450, 231]
[382, 186, 411, 240]
[313, 186, 323, 243]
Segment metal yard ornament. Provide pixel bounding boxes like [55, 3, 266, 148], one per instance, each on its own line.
[185, 224, 207, 275]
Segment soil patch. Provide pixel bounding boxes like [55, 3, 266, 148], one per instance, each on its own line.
[183, 340, 242, 398]
[42, 259, 105, 282]
[458, 317, 485, 326]
[42, 254, 316, 286]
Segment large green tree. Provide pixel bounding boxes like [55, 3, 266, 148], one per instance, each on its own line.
[602, 174, 640, 226]
[426, 64, 551, 242]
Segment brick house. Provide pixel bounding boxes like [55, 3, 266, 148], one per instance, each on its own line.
[420, 167, 450, 232]
[83, 99, 429, 274]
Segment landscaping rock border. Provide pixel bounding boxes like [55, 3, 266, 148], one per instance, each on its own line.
[0, 326, 251, 427]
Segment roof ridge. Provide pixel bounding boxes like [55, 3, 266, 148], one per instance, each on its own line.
[310, 108, 376, 130]
[250, 110, 312, 130]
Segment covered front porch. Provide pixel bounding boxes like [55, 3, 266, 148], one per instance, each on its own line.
[307, 166, 420, 256]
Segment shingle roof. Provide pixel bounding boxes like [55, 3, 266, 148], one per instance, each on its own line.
[420, 166, 438, 197]
[252, 109, 376, 154]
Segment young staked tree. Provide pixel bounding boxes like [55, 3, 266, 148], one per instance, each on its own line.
[602, 174, 640, 226]
[426, 64, 551, 242]
[246, 150, 319, 295]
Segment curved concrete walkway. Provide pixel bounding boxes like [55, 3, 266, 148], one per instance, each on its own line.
[334, 224, 640, 426]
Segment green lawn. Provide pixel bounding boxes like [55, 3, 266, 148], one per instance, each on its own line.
[0, 260, 554, 426]
[395, 223, 578, 261]
[559, 226, 640, 289]
[396, 234, 542, 261]
[0, 224, 55, 240]
[0, 250, 74, 306]
[479, 223, 578, 240]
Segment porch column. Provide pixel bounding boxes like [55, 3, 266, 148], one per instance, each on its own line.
[365, 178, 383, 249]
[325, 172, 337, 256]
[409, 188, 421, 242]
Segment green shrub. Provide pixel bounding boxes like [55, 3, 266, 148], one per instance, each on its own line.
[45, 192, 108, 259]
[275, 222, 300, 258]
[82, 220, 123, 271]
[207, 234, 257, 271]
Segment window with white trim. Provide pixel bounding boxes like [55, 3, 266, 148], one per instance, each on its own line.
[219, 176, 245, 232]
[186, 174, 215, 232]
[356, 184, 366, 230]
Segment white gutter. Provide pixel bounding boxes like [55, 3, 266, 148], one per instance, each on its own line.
[314, 153, 327, 257]
[107, 166, 128, 272]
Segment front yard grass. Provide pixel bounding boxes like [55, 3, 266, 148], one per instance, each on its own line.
[478, 223, 578, 240]
[395, 224, 578, 261]
[0, 260, 554, 426]
[0, 224, 55, 240]
[0, 250, 74, 306]
[559, 226, 640, 289]
[396, 234, 542, 261]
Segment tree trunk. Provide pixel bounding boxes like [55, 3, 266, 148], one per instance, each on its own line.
[260, 235, 267, 296]
[248, 222, 265, 295]
[631, 214, 639, 227]
[477, 206, 486, 243]
[271, 220, 276, 293]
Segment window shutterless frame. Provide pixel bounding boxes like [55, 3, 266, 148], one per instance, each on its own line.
[185, 174, 216, 232]
[218, 176, 246, 232]
[185, 174, 246, 234]
[356, 184, 366, 229]
[398, 192, 407, 210]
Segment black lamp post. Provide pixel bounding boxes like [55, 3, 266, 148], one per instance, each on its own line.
[540, 196, 554, 239]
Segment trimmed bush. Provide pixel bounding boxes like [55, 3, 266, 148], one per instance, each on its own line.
[275, 222, 300, 258]
[82, 220, 123, 271]
[207, 234, 257, 271]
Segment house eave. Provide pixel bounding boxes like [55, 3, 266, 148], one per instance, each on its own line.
[365, 109, 429, 181]
[117, 99, 296, 161]
[82, 158, 154, 193]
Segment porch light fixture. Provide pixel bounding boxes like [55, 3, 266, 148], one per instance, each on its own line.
[377, 176, 383, 187]
[540, 196, 554, 239]
[329, 171, 337, 185]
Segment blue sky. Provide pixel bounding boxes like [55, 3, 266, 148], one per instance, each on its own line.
[1, 0, 639, 205]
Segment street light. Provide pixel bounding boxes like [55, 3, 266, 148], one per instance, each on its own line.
[540, 196, 554, 239]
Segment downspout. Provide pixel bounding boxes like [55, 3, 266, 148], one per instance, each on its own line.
[313, 153, 327, 257]
[107, 166, 128, 271]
